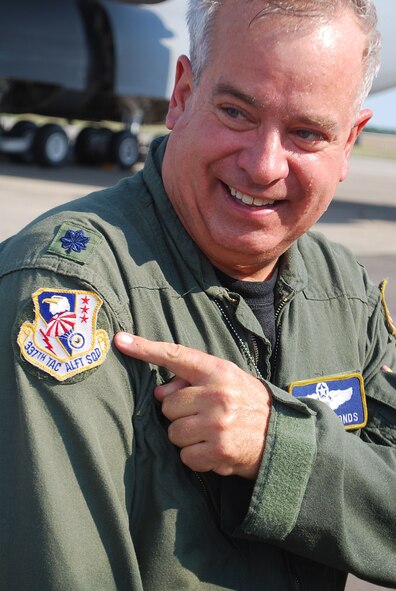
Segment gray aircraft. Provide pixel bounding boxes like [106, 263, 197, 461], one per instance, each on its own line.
[0, 0, 188, 168]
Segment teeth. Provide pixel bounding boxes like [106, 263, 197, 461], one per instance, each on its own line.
[242, 194, 254, 205]
[229, 186, 275, 207]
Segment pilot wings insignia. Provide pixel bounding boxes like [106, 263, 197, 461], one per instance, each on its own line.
[289, 373, 367, 430]
[305, 382, 353, 410]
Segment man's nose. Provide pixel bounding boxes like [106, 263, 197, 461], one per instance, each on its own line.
[237, 128, 289, 185]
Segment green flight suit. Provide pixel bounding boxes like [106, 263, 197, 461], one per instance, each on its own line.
[0, 137, 395, 590]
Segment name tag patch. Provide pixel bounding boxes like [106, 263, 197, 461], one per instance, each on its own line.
[17, 288, 110, 381]
[289, 373, 367, 430]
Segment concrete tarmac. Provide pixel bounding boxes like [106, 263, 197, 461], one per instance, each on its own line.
[317, 155, 396, 322]
[0, 153, 395, 591]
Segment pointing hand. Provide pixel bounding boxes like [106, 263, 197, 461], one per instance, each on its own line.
[114, 333, 272, 479]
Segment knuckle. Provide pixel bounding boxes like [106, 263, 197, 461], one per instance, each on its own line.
[161, 397, 172, 419]
[212, 357, 236, 380]
[210, 386, 237, 413]
[212, 435, 233, 462]
[166, 343, 185, 360]
[161, 393, 171, 411]
[167, 419, 182, 444]
[179, 447, 190, 466]
[211, 413, 232, 433]
[214, 462, 234, 477]
[167, 421, 176, 441]
[180, 448, 205, 472]
[221, 359, 239, 377]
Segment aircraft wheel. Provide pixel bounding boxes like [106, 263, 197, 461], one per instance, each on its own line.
[74, 127, 97, 164]
[9, 120, 37, 163]
[110, 130, 139, 169]
[33, 124, 69, 167]
[10, 120, 37, 136]
[75, 127, 112, 165]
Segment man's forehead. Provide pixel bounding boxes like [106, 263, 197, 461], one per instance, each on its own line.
[211, 2, 365, 68]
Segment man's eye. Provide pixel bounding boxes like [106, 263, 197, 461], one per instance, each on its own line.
[222, 106, 244, 119]
[216, 104, 256, 130]
[296, 129, 325, 142]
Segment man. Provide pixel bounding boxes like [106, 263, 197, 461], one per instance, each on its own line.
[0, 0, 395, 589]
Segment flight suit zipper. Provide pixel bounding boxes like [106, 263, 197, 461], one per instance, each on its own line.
[272, 291, 294, 370]
[194, 471, 209, 499]
[214, 298, 264, 380]
[250, 333, 260, 369]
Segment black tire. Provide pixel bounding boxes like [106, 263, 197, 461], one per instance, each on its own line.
[74, 127, 97, 165]
[33, 124, 69, 167]
[74, 127, 112, 165]
[109, 130, 139, 169]
[9, 120, 37, 163]
[9, 120, 37, 136]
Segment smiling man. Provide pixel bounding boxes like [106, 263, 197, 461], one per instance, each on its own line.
[1, 1, 395, 590]
[161, 2, 371, 281]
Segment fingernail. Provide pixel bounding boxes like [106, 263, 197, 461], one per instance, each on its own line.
[115, 332, 134, 345]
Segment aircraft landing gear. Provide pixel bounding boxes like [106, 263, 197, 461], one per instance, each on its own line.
[1, 119, 141, 169]
[74, 127, 112, 165]
[1, 120, 70, 167]
[8, 120, 37, 163]
[33, 123, 69, 167]
[74, 126, 140, 169]
[110, 130, 139, 169]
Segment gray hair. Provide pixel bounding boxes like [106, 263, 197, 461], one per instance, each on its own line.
[186, 0, 381, 110]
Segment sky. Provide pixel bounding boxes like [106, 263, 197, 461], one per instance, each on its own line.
[364, 87, 396, 132]
[364, 0, 396, 132]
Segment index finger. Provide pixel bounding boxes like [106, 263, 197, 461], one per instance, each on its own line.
[114, 332, 224, 384]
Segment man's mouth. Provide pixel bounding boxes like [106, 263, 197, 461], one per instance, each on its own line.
[228, 186, 275, 208]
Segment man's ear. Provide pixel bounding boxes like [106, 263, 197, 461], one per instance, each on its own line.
[339, 108, 372, 181]
[166, 55, 194, 130]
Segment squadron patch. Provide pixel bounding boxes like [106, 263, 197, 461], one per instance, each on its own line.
[289, 373, 367, 430]
[17, 288, 109, 381]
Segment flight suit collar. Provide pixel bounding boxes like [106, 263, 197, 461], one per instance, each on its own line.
[142, 135, 225, 292]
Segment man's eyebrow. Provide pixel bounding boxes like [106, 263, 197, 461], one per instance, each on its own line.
[212, 83, 259, 107]
[296, 115, 339, 132]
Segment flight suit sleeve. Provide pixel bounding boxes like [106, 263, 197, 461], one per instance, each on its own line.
[236, 287, 396, 587]
[0, 265, 145, 591]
